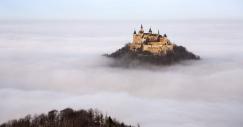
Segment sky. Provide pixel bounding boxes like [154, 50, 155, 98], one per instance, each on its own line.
[0, 20, 243, 126]
[0, 0, 243, 20]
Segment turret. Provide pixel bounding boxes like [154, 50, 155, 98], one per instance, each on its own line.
[139, 24, 144, 34]
[164, 34, 167, 38]
[133, 30, 137, 34]
[149, 28, 152, 34]
[158, 30, 160, 35]
[133, 29, 142, 44]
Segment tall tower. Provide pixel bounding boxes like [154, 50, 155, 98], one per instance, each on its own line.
[133, 29, 137, 43]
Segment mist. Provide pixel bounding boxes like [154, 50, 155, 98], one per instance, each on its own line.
[0, 20, 243, 127]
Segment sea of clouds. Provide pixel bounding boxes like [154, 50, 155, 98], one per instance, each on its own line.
[0, 20, 243, 127]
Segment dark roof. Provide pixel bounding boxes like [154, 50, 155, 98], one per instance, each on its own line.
[143, 33, 160, 36]
[149, 28, 152, 32]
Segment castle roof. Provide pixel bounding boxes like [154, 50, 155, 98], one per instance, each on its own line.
[149, 28, 152, 33]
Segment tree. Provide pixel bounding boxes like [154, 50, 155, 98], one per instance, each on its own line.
[0, 108, 134, 127]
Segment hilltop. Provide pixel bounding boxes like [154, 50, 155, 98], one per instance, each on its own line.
[105, 25, 200, 66]
[0, 108, 133, 127]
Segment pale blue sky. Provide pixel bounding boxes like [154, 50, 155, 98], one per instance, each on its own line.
[0, 0, 242, 20]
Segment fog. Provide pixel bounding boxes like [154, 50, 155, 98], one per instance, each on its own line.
[0, 20, 243, 127]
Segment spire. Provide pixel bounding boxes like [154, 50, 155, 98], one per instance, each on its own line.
[133, 30, 137, 34]
[149, 27, 152, 34]
[158, 30, 160, 35]
[139, 24, 144, 33]
[164, 34, 167, 37]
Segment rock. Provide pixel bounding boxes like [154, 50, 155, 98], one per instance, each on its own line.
[105, 43, 200, 66]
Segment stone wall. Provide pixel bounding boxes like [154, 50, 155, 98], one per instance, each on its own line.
[142, 44, 174, 54]
[129, 43, 142, 51]
[133, 35, 142, 43]
[131, 33, 174, 54]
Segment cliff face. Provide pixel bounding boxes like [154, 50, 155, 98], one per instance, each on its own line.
[105, 43, 200, 66]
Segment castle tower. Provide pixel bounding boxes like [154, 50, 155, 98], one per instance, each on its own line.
[133, 29, 141, 43]
[139, 24, 144, 34]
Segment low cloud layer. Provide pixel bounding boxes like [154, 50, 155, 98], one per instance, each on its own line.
[0, 20, 243, 127]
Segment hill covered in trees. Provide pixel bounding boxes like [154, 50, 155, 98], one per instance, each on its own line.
[0, 108, 134, 127]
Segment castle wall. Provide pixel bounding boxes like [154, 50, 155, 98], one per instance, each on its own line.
[142, 44, 174, 54]
[130, 32, 174, 54]
[129, 43, 142, 51]
[143, 34, 158, 42]
[159, 38, 168, 45]
[133, 35, 142, 44]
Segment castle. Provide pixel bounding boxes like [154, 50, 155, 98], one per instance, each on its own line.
[128, 25, 175, 54]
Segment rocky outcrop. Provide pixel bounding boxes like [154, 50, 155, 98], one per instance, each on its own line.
[105, 43, 200, 66]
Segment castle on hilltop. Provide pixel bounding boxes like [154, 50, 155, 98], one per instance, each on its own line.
[128, 25, 175, 54]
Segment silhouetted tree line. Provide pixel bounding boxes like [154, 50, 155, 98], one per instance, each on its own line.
[0, 108, 134, 127]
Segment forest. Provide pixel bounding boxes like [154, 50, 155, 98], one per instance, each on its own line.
[0, 108, 135, 127]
